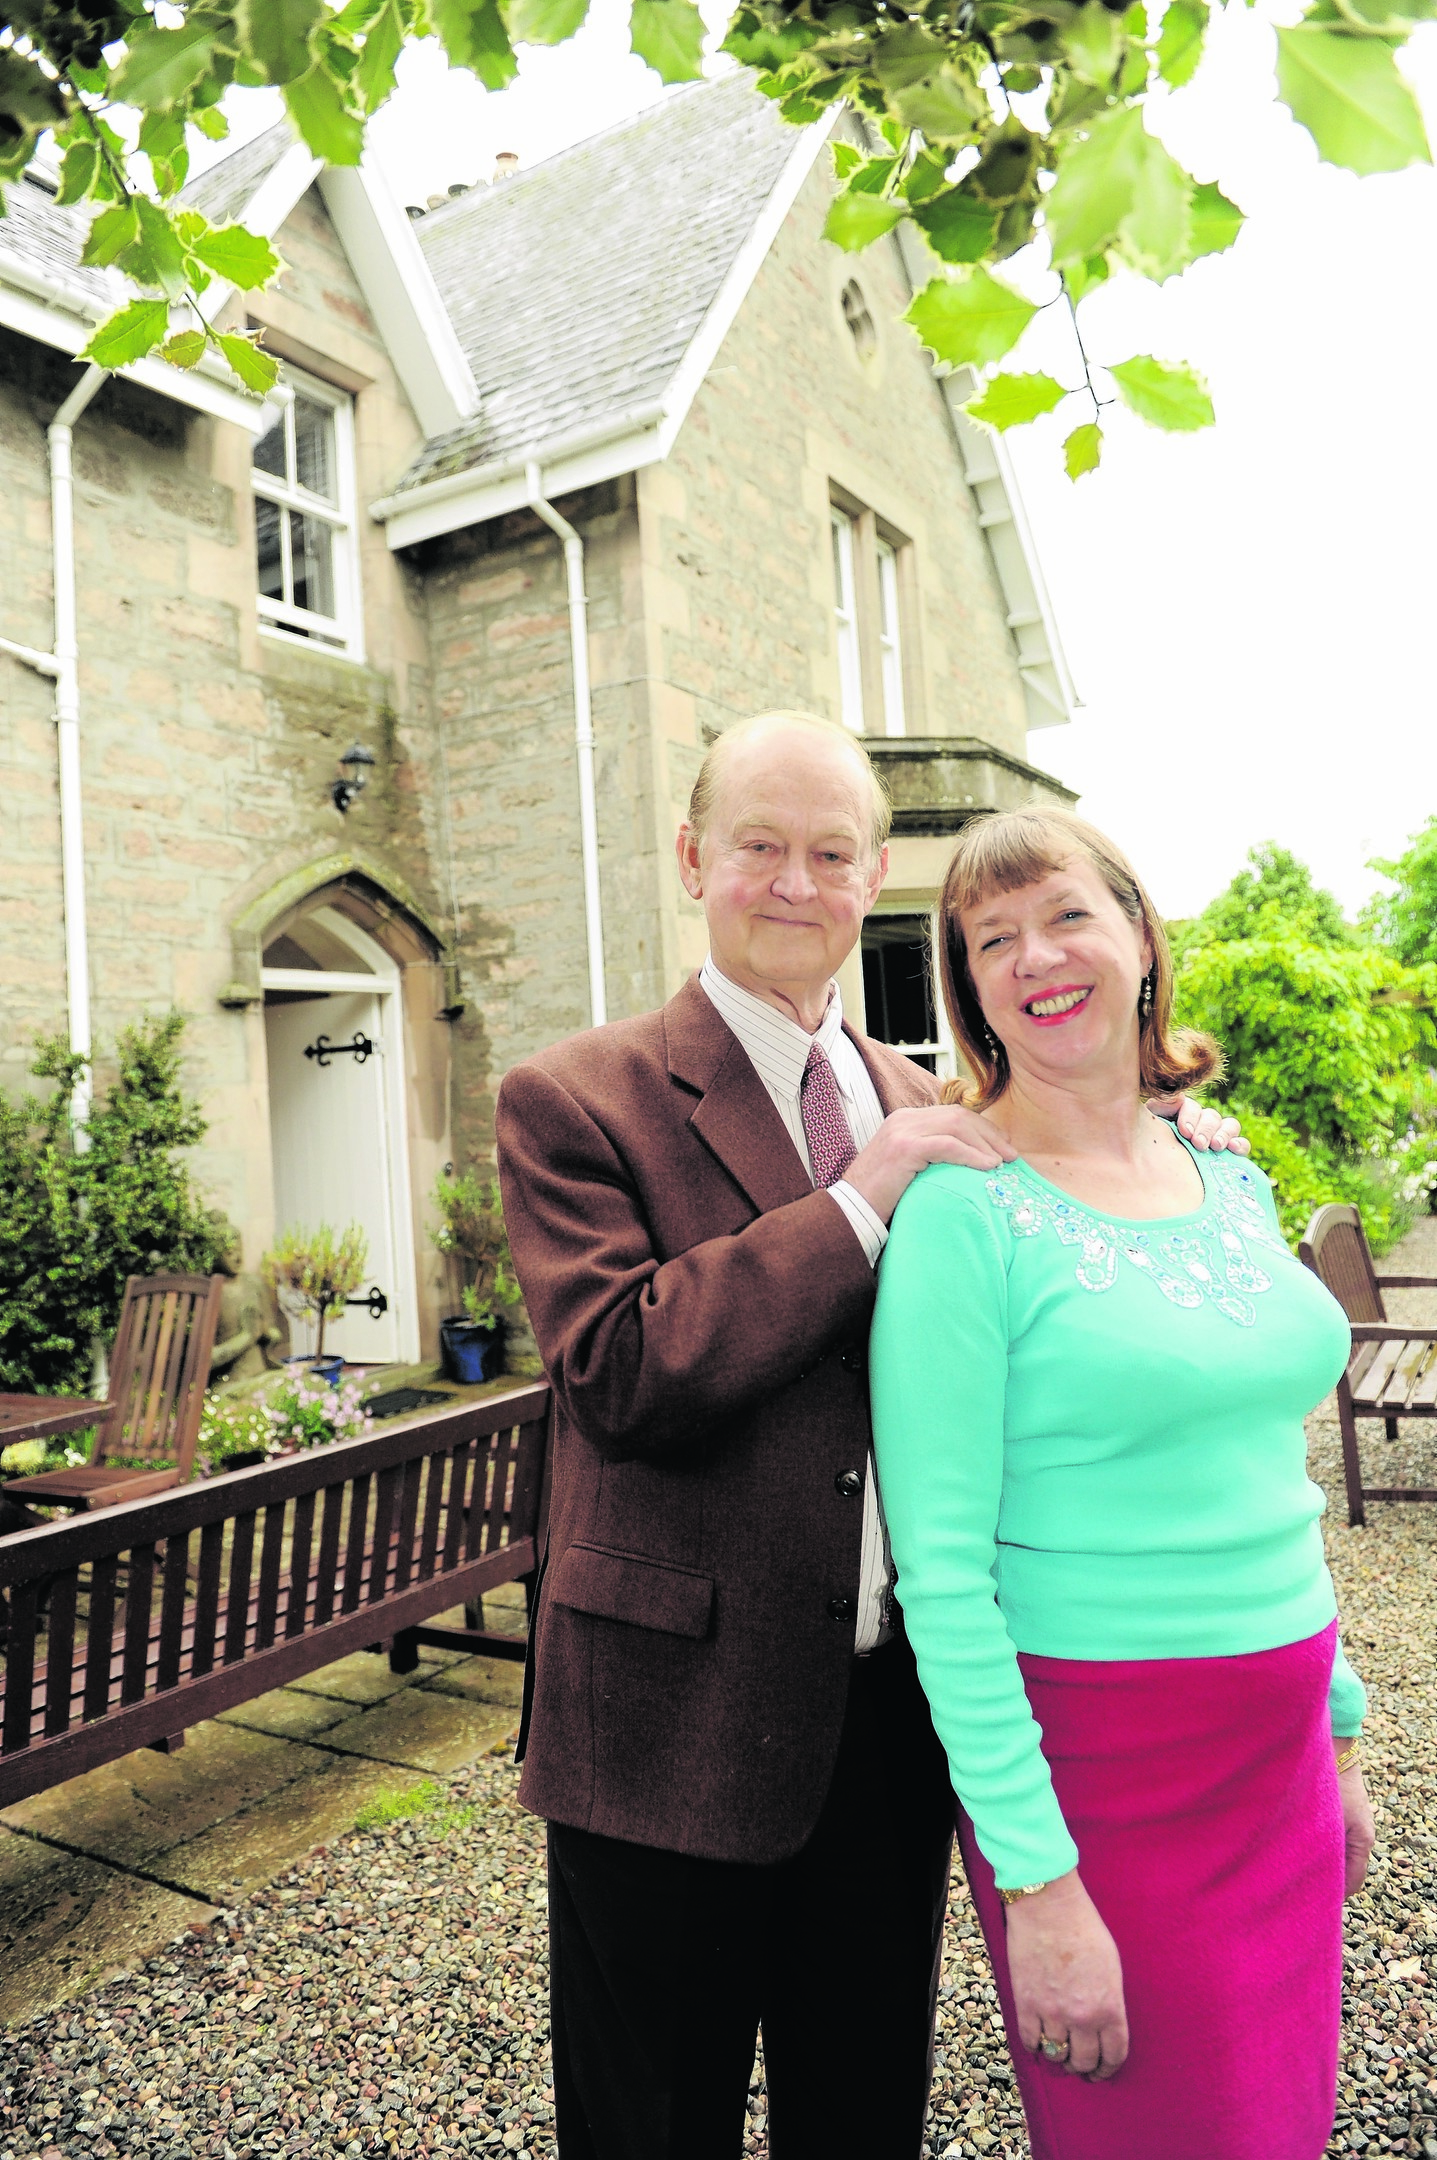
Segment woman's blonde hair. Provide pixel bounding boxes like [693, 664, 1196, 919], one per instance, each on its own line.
[934, 806, 1223, 1108]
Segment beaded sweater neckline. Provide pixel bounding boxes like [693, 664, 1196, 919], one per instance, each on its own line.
[983, 1154, 1290, 1327]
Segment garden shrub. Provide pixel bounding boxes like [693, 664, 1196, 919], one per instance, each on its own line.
[0, 1014, 226, 1395]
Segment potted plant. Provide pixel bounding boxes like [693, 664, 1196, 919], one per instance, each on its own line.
[261, 1221, 368, 1386]
[431, 1168, 522, 1383]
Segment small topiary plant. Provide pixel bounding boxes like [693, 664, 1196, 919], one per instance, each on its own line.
[262, 1222, 368, 1361]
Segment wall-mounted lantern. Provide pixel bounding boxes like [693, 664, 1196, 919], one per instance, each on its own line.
[332, 742, 376, 814]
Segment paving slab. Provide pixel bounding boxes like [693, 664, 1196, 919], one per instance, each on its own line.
[420, 1653, 526, 1708]
[0, 1827, 216, 2025]
[315, 1685, 516, 1772]
[0, 1721, 331, 1872]
[285, 1650, 425, 1705]
[163, 1755, 432, 1901]
[215, 1683, 370, 1742]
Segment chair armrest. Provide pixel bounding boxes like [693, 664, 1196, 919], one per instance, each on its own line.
[1375, 1275, 1437, 1289]
[1349, 1323, 1436, 1341]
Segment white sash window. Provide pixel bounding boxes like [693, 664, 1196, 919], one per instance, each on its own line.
[253, 366, 363, 658]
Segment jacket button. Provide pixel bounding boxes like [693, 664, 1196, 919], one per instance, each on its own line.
[840, 1346, 866, 1374]
[827, 1595, 856, 1622]
[834, 1469, 863, 1500]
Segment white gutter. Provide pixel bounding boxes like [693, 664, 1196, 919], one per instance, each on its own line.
[370, 400, 668, 530]
[0, 363, 108, 1134]
[525, 460, 606, 1029]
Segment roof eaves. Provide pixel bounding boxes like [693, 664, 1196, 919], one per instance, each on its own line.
[371, 399, 668, 550]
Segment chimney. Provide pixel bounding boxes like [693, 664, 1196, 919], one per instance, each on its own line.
[494, 151, 520, 181]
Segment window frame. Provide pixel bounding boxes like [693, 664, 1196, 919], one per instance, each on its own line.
[830, 506, 866, 734]
[252, 363, 364, 662]
[875, 535, 906, 738]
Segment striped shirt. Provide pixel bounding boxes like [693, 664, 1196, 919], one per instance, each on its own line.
[698, 956, 894, 1654]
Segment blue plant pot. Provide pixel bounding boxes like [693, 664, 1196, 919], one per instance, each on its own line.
[285, 1353, 345, 1388]
[440, 1316, 506, 1385]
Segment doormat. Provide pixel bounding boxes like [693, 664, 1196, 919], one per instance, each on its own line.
[363, 1386, 456, 1420]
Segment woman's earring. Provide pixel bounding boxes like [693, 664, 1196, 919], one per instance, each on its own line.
[982, 1023, 1001, 1054]
[1139, 972, 1155, 1020]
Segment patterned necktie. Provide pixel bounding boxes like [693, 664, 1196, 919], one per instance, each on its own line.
[801, 1042, 858, 1189]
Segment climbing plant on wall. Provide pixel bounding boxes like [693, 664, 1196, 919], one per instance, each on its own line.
[0, 0, 1430, 467]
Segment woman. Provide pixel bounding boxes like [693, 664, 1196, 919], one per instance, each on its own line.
[870, 808, 1373, 2160]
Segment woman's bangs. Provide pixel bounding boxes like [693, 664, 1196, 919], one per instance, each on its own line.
[946, 815, 1076, 918]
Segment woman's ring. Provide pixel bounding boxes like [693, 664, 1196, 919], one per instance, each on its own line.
[1040, 2033, 1070, 2062]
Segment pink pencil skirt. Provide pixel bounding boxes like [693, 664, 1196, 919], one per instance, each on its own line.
[960, 1621, 1345, 2160]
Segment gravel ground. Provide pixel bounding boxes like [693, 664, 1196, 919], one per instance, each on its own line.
[3, 1407, 1435, 2160]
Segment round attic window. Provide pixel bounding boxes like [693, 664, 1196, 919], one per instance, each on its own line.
[840, 279, 878, 364]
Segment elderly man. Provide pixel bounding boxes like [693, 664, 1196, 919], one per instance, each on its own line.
[496, 712, 1241, 2160]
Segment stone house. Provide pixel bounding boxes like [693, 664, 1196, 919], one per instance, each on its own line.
[0, 73, 1075, 1368]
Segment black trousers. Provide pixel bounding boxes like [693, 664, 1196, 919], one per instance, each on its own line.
[545, 1639, 956, 2160]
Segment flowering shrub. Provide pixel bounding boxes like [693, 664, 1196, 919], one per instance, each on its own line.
[265, 1370, 372, 1453]
[197, 1391, 273, 1472]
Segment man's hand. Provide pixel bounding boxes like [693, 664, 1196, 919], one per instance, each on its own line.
[845, 1106, 1018, 1225]
[1148, 1095, 1251, 1155]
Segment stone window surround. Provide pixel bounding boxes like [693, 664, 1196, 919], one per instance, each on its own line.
[827, 481, 918, 741]
[252, 360, 365, 663]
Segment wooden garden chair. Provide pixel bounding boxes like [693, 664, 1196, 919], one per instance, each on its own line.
[2, 1273, 223, 1514]
[1299, 1205, 1437, 1527]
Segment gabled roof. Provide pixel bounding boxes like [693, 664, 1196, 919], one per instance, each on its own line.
[401, 73, 799, 495]
[183, 118, 294, 225]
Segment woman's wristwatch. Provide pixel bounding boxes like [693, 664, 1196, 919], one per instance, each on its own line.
[998, 1880, 1054, 1905]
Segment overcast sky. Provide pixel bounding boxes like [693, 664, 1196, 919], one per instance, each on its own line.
[206, 1, 1437, 922]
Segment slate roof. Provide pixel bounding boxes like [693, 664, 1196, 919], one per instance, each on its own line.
[183, 119, 296, 225]
[398, 72, 803, 492]
[0, 171, 116, 312]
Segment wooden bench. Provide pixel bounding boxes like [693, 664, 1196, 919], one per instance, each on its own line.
[0, 1384, 550, 1807]
[1300, 1203, 1437, 1527]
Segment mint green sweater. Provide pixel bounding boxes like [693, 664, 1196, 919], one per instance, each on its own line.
[870, 1144, 1364, 1889]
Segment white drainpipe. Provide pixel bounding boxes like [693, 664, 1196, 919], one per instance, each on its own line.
[0, 362, 108, 1134]
[525, 460, 607, 1028]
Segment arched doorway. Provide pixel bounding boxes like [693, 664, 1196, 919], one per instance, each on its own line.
[262, 896, 421, 1365]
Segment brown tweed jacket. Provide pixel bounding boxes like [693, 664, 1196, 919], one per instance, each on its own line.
[495, 975, 939, 1865]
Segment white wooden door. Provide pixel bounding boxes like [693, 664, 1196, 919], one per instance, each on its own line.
[264, 990, 401, 1363]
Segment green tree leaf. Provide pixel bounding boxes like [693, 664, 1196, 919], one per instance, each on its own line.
[911, 187, 999, 263]
[1064, 421, 1103, 478]
[1063, 253, 1110, 304]
[1188, 179, 1244, 260]
[81, 200, 141, 269]
[194, 106, 231, 142]
[1275, 24, 1431, 174]
[284, 59, 366, 161]
[356, 0, 405, 109]
[1117, 130, 1193, 281]
[1109, 353, 1215, 430]
[188, 222, 282, 290]
[55, 140, 101, 207]
[160, 329, 209, 368]
[1064, 1, 1125, 87]
[1043, 103, 1145, 266]
[509, 0, 591, 43]
[891, 67, 982, 142]
[111, 19, 217, 110]
[236, 0, 324, 85]
[431, 0, 520, 90]
[630, 0, 706, 82]
[824, 191, 907, 251]
[218, 330, 281, 395]
[964, 371, 1069, 429]
[871, 21, 947, 90]
[1155, 0, 1208, 88]
[128, 195, 189, 298]
[905, 268, 1038, 368]
[81, 297, 171, 369]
